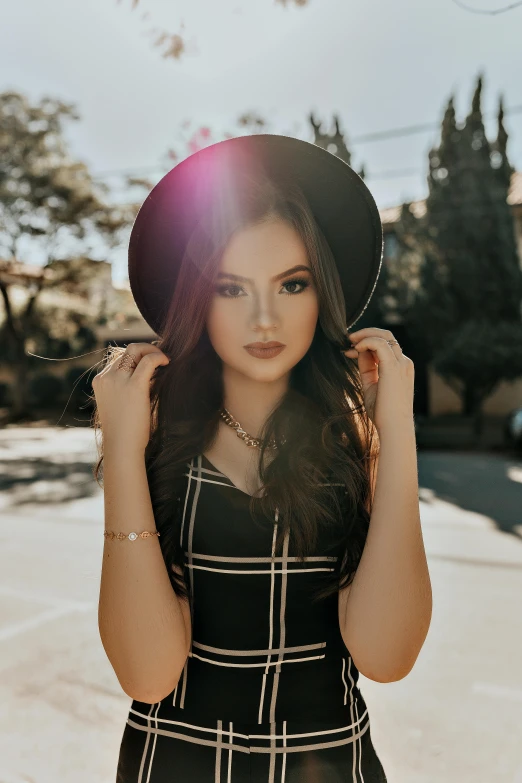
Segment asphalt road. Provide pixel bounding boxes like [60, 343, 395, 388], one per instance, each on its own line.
[0, 426, 521, 783]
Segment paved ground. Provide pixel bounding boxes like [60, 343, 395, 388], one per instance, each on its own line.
[0, 426, 521, 783]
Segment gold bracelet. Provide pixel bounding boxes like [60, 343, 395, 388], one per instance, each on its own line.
[104, 530, 160, 542]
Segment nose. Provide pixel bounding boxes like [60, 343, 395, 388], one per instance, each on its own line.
[249, 289, 279, 333]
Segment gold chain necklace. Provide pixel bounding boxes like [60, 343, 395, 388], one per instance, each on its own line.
[219, 407, 277, 449]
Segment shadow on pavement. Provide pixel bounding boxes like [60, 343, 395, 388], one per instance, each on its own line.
[0, 455, 99, 507]
[418, 451, 522, 539]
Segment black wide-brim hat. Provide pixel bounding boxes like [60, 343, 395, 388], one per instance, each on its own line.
[128, 133, 383, 337]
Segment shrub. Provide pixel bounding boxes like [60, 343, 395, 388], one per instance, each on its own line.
[29, 373, 65, 408]
[65, 366, 96, 411]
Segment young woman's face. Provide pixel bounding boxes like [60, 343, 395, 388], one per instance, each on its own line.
[206, 217, 320, 384]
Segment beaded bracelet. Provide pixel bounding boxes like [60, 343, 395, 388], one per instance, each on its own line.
[104, 530, 160, 542]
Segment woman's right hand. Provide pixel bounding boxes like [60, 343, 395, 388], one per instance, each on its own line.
[92, 343, 170, 455]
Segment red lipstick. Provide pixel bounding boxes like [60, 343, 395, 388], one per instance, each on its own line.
[244, 341, 285, 359]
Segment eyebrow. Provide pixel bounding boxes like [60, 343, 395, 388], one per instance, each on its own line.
[216, 264, 313, 283]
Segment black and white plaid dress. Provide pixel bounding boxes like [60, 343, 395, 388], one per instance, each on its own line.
[116, 454, 387, 782]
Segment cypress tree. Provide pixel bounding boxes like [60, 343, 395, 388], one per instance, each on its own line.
[401, 75, 522, 435]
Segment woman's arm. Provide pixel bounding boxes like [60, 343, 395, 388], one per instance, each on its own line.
[338, 420, 432, 682]
[98, 444, 191, 703]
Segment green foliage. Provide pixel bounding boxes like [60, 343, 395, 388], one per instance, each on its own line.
[418, 77, 521, 324]
[30, 305, 98, 359]
[433, 320, 522, 405]
[395, 74, 522, 418]
[0, 90, 136, 419]
[0, 92, 133, 261]
[309, 113, 366, 179]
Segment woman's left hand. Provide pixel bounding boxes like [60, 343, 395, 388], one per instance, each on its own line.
[343, 327, 415, 434]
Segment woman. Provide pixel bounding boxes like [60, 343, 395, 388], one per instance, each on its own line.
[94, 134, 432, 782]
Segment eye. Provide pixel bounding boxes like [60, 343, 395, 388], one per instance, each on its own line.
[280, 277, 311, 295]
[215, 284, 246, 298]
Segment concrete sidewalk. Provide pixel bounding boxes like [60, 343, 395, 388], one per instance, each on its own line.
[0, 427, 521, 782]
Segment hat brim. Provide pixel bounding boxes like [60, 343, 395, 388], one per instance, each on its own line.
[128, 133, 383, 337]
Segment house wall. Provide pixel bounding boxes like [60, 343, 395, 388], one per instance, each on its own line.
[429, 368, 522, 416]
[0, 264, 155, 397]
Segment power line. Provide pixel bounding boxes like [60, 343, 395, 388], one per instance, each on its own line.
[351, 122, 439, 144]
[90, 102, 522, 184]
[351, 102, 522, 144]
[451, 0, 522, 13]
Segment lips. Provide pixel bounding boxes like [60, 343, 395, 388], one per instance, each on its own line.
[245, 342, 284, 349]
[244, 341, 286, 359]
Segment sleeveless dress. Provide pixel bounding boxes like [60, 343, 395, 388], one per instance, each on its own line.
[116, 454, 388, 782]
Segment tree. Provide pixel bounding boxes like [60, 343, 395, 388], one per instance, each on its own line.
[0, 91, 137, 421]
[398, 74, 522, 437]
[309, 112, 365, 179]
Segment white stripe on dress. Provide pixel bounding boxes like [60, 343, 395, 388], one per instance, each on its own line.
[341, 656, 349, 706]
[269, 520, 289, 722]
[258, 519, 278, 724]
[227, 721, 233, 783]
[189, 652, 325, 667]
[281, 719, 287, 783]
[215, 718, 223, 783]
[346, 655, 358, 781]
[180, 455, 203, 709]
[173, 456, 195, 707]
[145, 701, 161, 783]
[137, 703, 155, 783]
[186, 564, 335, 574]
[126, 717, 370, 753]
[129, 706, 369, 740]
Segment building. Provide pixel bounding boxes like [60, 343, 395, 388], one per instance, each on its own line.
[0, 258, 153, 394]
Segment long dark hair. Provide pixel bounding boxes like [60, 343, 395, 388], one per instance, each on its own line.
[93, 172, 379, 604]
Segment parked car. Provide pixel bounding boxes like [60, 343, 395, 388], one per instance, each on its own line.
[504, 407, 522, 451]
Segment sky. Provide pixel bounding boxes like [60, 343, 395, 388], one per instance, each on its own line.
[3, 0, 522, 284]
